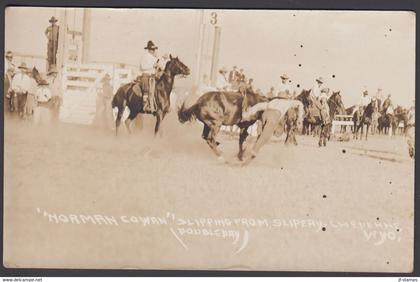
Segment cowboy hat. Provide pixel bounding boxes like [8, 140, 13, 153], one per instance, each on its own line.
[101, 73, 111, 82]
[5, 51, 13, 58]
[316, 77, 324, 84]
[49, 16, 58, 23]
[280, 73, 289, 80]
[17, 62, 28, 69]
[144, 40, 158, 50]
[219, 67, 228, 73]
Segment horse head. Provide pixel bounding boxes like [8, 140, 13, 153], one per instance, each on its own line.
[245, 87, 268, 106]
[166, 54, 190, 77]
[329, 91, 346, 115]
[295, 89, 311, 108]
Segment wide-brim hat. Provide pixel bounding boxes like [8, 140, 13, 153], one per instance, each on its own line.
[18, 62, 28, 69]
[49, 16, 58, 23]
[280, 73, 289, 80]
[316, 77, 324, 83]
[144, 40, 158, 50]
[5, 51, 13, 58]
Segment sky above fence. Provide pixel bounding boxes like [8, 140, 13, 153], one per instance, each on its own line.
[5, 7, 415, 107]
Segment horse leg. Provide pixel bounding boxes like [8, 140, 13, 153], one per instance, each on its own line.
[237, 127, 249, 161]
[115, 107, 124, 136]
[201, 124, 210, 140]
[125, 110, 139, 134]
[365, 123, 370, 140]
[154, 111, 163, 137]
[205, 124, 224, 159]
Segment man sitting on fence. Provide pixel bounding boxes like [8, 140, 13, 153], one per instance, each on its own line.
[138, 40, 159, 114]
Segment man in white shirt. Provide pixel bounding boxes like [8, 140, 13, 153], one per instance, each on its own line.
[310, 77, 324, 100]
[216, 67, 229, 91]
[139, 40, 159, 113]
[358, 90, 371, 108]
[310, 77, 330, 124]
[10, 63, 33, 117]
[276, 73, 292, 99]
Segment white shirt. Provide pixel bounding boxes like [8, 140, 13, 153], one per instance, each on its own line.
[157, 57, 169, 71]
[5, 59, 15, 75]
[311, 83, 323, 98]
[276, 81, 291, 96]
[10, 72, 33, 93]
[359, 95, 371, 107]
[216, 73, 229, 90]
[139, 52, 158, 74]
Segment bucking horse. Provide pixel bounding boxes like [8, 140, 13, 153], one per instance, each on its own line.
[178, 89, 304, 164]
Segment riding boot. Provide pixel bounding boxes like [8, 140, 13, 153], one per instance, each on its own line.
[148, 76, 156, 114]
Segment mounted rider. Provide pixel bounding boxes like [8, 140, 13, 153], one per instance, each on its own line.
[310, 77, 330, 124]
[216, 67, 230, 91]
[382, 94, 392, 114]
[276, 73, 292, 99]
[138, 40, 159, 114]
[358, 90, 371, 111]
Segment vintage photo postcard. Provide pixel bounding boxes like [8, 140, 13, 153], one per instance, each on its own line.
[3, 7, 415, 272]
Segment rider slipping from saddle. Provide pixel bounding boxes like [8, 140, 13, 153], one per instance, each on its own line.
[137, 40, 162, 114]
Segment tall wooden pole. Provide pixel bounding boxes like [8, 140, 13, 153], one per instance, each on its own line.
[56, 9, 67, 72]
[82, 8, 91, 64]
[210, 26, 221, 86]
[194, 10, 205, 89]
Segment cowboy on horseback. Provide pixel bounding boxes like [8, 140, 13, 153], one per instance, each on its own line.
[310, 77, 330, 124]
[276, 73, 292, 99]
[138, 40, 159, 114]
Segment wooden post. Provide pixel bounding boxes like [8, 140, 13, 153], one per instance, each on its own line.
[82, 8, 91, 64]
[210, 26, 221, 86]
[56, 9, 67, 76]
[193, 10, 205, 89]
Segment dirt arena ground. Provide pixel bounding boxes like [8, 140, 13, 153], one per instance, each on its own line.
[4, 113, 414, 272]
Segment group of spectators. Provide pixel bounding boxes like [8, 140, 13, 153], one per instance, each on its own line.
[4, 50, 62, 123]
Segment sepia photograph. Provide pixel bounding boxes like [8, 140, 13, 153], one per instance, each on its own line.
[3, 7, 416, 272]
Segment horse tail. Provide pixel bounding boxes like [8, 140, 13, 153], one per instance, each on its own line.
[178, 101, 198, 123]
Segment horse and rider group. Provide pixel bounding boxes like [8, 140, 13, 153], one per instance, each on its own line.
[4, 38, 415, 164]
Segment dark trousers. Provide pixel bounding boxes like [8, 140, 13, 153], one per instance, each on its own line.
[47, 41, 58, 68]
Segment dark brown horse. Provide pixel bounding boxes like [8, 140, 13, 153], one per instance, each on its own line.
[177, 88, 267, 161]
[112, 55, 190, 136]
[353, 100, 378, 140]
